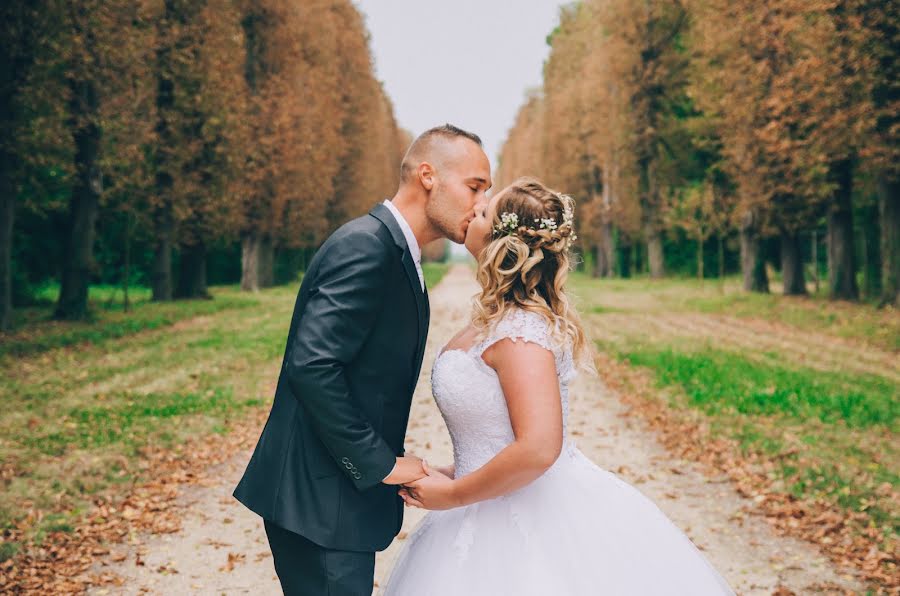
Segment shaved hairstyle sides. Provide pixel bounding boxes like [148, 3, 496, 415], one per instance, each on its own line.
[400, 123, 483, 183]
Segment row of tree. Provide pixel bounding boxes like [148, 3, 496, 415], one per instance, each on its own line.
[0, 0, 410, 330]
[497, 0, 898, 305]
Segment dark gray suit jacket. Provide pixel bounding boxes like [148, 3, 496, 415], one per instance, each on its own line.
[233, 202, 430, 552]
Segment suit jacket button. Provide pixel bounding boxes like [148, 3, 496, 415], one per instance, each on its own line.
[344, 462, 352, 469]
[353, 472, 361, 479]
[341, 457, 350, 464]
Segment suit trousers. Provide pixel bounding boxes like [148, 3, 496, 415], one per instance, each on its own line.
[264, 519, 376, 596]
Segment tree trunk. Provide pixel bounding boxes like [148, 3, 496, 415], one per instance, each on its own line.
[617, 237, 632, 279]
[241, 233, 274, 291]
[258, 236, 274, 287]
[592, 225, 614, 278]
[860, 201, 881, 299]
[717, 233, 725, 279]
[696, 235, 704, 280]
[3, 1, 39, 330]
[152, 209, 174, 301]
[604, 225, 616, 278]
[780, 230, 806, 295]
[633, 242, 644, 276]
[55, 77, 101, 320]
[879, 176, 900, 307]
[0, 171, 13, 331]
[740, 209, 768, 293]
[599, 167, 617, 278]
[591, 245, 604, 278]
[299, 246, 316, 274]
[241, 233, 260, 291]
[592, 221, 614, 278]
[826, 159, 858, 300]
[152, 2, 179, 303]
[646, 228, 664, 279]
[175, 241, 209, 299]
[123, 211, 131, 312]
[811, 229, 819, 294]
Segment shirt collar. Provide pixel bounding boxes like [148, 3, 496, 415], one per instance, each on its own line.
[382, 199, 421, 263]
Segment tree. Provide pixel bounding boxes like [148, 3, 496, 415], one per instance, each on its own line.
[148, 0, 248, 300]
[858, 1, 900, 306]
[326, 2, 404, 234]
[0, 2, 53, 329]
[53, 0, 152, 319]
[690, 0, 876, 297]
[605, 0, 690, 278]
[663, 177, 732, 280]
[239, 0, 345, 290]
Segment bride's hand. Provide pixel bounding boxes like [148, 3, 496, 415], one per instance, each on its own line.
[399, 461, 460, 511]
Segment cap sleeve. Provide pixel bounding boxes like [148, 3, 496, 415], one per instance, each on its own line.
[482, 307, 552, 349]
[473, 308, 578, 383]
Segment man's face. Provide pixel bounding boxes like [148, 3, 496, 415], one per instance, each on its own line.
[424, 139, 492, 244]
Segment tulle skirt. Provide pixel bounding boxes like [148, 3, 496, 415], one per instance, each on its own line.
[380, 440, 735, 595]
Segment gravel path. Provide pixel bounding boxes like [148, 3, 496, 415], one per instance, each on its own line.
[89, 264, 861, 595]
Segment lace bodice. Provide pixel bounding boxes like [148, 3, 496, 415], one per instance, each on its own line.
[430, 308, 578, 478]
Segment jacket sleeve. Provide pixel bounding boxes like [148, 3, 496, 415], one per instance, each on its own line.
[285, 230, 397, 491]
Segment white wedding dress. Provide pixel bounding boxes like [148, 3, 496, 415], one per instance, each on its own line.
[380, 307, 735, 595]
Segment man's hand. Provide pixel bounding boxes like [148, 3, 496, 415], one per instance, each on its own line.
[432, 463, 455, 478]
[399, 461, 460, 510]
[382, 455, 426, 485]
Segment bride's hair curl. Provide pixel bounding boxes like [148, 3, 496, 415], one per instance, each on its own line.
[472, 177, 595, 374]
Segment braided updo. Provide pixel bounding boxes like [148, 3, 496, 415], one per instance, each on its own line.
[471, 177, 594, 373]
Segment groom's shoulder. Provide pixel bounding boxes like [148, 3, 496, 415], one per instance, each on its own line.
[315, 211, 395, 263]
[341, 211, 390, 240]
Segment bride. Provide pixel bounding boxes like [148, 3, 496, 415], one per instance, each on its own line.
[380, 177, 735, 595]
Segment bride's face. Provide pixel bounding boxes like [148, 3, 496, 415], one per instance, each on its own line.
[464, 189, 504, 257]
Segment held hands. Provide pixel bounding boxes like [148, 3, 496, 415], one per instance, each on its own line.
[382, 455, 427, 485]
[400, 461, 461, 511]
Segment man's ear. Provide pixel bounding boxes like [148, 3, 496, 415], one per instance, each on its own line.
[418, 162, 435, 191]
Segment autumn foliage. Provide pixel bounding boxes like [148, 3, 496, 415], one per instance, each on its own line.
[497, 0, 899, 306]
[0, 0, 407, 327]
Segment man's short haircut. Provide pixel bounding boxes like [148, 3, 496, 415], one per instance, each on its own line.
[400, 123, 483, 183]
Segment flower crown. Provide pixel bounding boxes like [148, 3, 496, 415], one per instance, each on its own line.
[492, 201, 578, 250]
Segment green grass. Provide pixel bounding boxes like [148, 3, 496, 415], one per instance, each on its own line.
[601, 339, 899, 536]
[29, 282, 155, 307]
[569, 272, 899, 352]
[0, 281, 301, 541]
[0, 540, 18, 563]
[614, 345, 897, 429]
[0, 264, 457, 546]
[574, 272, 899, 545]
[686, 292, 900, 352]
[20, 387, 262, 456]
[2, 285, 260, 359]
[423, 262, 451, 289]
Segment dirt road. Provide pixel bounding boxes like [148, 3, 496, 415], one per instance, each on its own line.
[89, 264, 860, 595]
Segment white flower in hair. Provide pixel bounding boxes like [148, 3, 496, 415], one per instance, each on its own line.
[494, 212, 520, 235]
[494, 199, 579, 250]
[562, 204, 574, 227]
[538, 217, 558, 231]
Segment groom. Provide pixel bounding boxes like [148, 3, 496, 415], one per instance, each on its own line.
[233, 124, 491, 595]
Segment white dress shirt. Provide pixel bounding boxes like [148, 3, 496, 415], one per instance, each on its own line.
[383, 199, 424, 291]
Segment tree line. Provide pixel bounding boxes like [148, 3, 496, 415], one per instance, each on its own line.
[0, 0, 410, 330]
[497, 0, 898, 306]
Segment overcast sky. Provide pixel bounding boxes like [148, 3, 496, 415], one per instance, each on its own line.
[353, 0, 568, 175]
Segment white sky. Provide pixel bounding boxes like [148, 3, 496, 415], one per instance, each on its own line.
[353, 0, 568, 174]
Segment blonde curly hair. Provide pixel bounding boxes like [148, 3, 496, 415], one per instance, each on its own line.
[471, 177, 595, 374]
